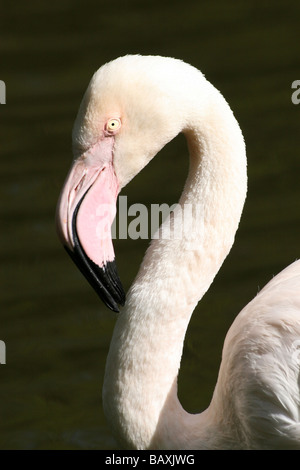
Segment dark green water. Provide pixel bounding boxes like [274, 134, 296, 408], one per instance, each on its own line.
[0, 0, 300, 449]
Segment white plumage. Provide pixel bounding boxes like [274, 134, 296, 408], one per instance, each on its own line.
[57, 55, 300, 449]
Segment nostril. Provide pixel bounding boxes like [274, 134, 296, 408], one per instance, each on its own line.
[74, 169, 88, 193]
[68, 171, 87, 208]
[75, 176, 85, 193]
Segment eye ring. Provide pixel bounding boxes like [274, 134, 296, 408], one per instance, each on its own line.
[106, 118, 122, 134]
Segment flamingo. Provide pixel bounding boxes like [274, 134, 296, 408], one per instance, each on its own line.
[56, 55, 300, 449]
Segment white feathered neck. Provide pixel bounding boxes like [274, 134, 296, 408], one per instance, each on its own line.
[101, 56, 247, 449]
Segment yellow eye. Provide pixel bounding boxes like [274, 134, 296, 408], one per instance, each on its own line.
[106, 118, 122, 133]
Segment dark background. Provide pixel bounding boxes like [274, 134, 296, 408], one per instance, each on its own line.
[0, 0, 299, 449]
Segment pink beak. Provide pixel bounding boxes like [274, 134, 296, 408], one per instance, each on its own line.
[56, 136, 125, 312]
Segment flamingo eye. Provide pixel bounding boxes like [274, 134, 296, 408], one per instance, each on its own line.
[106, 118, 122, 133]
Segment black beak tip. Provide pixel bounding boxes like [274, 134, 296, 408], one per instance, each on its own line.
[63, 192, 126, 313]
[64, 245, 126, 313]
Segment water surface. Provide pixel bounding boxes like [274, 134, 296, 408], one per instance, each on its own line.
[0, 0, 300, 449]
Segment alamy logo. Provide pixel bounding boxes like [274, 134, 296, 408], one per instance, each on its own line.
[97, 196, 205, 250]
[0, 341, 6, 364]
[291, 80, 300, 105]
[0, 80, 6, 104]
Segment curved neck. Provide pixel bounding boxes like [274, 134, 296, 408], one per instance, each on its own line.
[103, 85, 247, 449]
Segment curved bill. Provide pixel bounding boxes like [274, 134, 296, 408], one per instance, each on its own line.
[56, 137, 126, 312]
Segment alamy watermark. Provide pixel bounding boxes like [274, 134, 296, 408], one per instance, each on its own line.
[291, 80, 300, 105]
[96, 196, 204, 248]
[0, 340, 6, 364]
[111, 197, 180, 240]
[0, 80, 6, 104]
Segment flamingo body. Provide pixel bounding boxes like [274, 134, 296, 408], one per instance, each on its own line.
[56, 55, 300, 449]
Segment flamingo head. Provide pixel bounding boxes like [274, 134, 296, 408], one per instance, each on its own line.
[56, 55, 198, 312]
